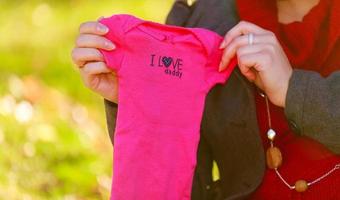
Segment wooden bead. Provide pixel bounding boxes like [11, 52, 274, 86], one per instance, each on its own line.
[266, 146, 282, 169]
[295, 180, 308, 192]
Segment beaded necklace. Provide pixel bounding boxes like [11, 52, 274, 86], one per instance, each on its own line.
[262, 93, 340, 192]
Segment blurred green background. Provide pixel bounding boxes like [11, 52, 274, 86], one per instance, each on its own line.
[0, 0, 174, 199]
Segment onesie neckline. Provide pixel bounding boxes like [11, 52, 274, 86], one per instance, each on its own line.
[121, 14, 219, 56]
[137, 25, 194, 44]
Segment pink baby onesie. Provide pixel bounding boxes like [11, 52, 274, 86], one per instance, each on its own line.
[99, 14, 236, 200]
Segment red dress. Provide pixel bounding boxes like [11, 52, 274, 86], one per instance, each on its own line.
[251, 93, 340, 200]
[236, 0, 340, 199]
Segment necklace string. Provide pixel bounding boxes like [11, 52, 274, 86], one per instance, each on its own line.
[262, 93, 340, 192]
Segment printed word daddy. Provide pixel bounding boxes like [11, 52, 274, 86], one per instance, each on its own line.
[150, 54, 183, 79]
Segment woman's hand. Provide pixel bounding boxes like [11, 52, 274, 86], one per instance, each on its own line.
[219, 21, 293, 107]
[71, 20, 119, 103]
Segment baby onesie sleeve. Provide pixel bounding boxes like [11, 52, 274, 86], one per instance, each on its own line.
[204, 35, 237, 91]
[98, 15, 130, 72]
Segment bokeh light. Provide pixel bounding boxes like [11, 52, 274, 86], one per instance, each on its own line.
[0, 0, 173, 199]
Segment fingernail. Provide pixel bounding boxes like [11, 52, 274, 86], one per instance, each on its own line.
[219, 41, 226, 49]
[225, 38, 230, 46]
[98, 25, 108, 33]
[218, 62, 224, 72]
[105, 41, 115, 50]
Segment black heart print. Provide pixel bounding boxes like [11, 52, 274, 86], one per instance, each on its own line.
[162, 57, 173, 68]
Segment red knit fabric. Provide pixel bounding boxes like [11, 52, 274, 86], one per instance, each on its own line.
[236, 0, 340, 199]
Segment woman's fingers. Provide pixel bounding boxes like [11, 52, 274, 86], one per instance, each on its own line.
[79, 62, 118, 102]
[237, 43, 273, 56]
[79, 21, 109, 35]
[79, 62, 112, 88]
[76, 34, 115, 50]
[218, 21, 293, 107]
[81, 61, 112, 75]
[235, 44, 273, 81]
[72, 20, 114, 67]
[220, 21, 268, 49]
[238, 50, 274, 91]
[237, 52, 270, 87]
[219, 33, 276, 71]
[237, 44, 274, 74]
[237, 53, 258, 81]
[71, 48, 104, 67]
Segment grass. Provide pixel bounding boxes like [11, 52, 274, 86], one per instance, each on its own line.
[0, 1, 173, 199]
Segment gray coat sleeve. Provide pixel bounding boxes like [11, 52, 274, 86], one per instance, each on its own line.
[284, 69, 340, 153]
[104, 99, 118, 145]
